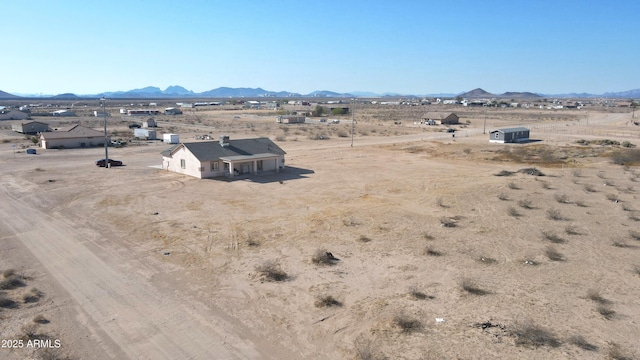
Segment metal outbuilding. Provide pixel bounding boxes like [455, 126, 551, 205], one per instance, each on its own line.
[489, 127, 530, 143]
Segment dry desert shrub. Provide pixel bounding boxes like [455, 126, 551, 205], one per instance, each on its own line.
[459, 278, 490, 295]
[545, 246, 564, 261]
[357, 235, 372, 243]
[32, 314, 49, 324]
[546, 208, 565, 221]
[629, 230, 640, 241]
[574, 199, 587, 207]
[314, 295, 342, 308]
[584, 184, 597, 193]
[392, 311, 422, 334]
[353, 337, 386, 360]
[517, 199, 533, 209]
[567, 335, 598, 351]
[494, 170, 514, 177]
[512, 321, 561, 348]
[507, 206, 520, 217]
[497, 192, 509, 201]
[0, 294, 16, 308]
[612, 241, 632, 248]
[607, 342, 634, 360]
[554, 193, 570, 204]
[507, 182, 519, 190]
[597, 305, 616, 320]
[439, 216, 456, 228]
[0, 273, 25, 290]
[256, 260, 288, 282]
[478, 256, 498, 265]
[22, 287, 43, 303]
[424, 246, 442, 256]
[541, 231, 565, 244]
[586, 289, 611, 305]
[311, 249, 339, 266]
[565, 224, 581, 235]
[2, 268, 16, 278]
[606, 193, 620, 202]
[408, 286, 434, 300]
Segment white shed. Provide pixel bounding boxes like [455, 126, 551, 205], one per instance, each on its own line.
[163, 133, 179, 144]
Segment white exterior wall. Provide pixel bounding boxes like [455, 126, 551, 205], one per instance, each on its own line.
[41, 136, 109, 149]
[163, 147, 203, 178]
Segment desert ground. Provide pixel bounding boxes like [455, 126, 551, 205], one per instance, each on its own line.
[0, 103, 639, 359]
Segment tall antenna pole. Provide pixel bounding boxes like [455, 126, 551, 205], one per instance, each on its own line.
[102, 97, 109, 168]
[483, 108, 487, 134]
[351, 98, 355, 147]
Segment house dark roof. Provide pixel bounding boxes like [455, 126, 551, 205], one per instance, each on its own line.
[423, 112, 458, 119]
[164, 137, 286, 161]
[40, 124, 105, 139]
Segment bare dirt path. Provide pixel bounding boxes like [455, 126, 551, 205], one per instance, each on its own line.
[0, 182, 292, 359]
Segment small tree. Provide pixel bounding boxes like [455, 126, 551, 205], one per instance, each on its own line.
[312, 105, 326, 117]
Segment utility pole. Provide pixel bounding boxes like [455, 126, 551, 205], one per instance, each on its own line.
[483, 108, 487, 134]
[101, 97, 109, 168]
[351, 99, 355, 147]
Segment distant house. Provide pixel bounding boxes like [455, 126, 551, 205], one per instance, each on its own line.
[423, 112, 460, 125]
[277, 115, 306, 124]
[489, 127, 530, 143]
[143, 118, 157, 128]
[39, 124, 109, 149]
[12, 121, 49, 134]
[161, 136, 286, 179]
[164, 107, 182, 115]
[0, 109, 31, 120]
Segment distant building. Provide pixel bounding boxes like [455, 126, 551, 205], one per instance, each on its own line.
[12, 121, 49, 135]
[52, 110, 75, 116]
[489, 127, 530, 143]
[422, 112, 460, 125]
[277, 115, 306, 124]
[39, 124, 109, 149]
[0, 109, 30, 120]
[164, 107, 182, 115]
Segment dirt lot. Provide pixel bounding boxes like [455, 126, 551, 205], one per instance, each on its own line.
[1, 105, 639, 359]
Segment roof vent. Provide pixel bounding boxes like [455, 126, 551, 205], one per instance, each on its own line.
[220, 135, 230, 147]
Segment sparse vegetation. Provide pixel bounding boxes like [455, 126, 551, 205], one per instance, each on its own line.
[554, 193, 570, 204]
[408, 286, 434, 300]
[546, 208, 565, 221]
[565, 224, 580, 235]
[597, 304, 616, 320]
[314, 295, 342, 308]
[460, 278, 489, 295]
[358, 235, 372, 243]
[567, 335, 598, 351]
[517, 199, 533, 209]
[541, 231, 565, 244]
[586, 289, 610, 305]
[311, 249, 339, 265]
[392, 312, 423, 333]
[495, 170, 514, 176]
[424, 246, 442, 256]
[607, 342, 634, 360]
[629, 230, 640, 241]
[497, 192, 509, 201]
[507, 206, 520, 217]
[32, 314, 49, 324]
[512, 321, 561, 348]
[545, 246, 564, 261]
[0, 294, 16, 308]
[0, 273, 25, 290]
[22, 287, 43, 303]
[584, 184, 597, 193]
[439, 216, 456, 228]
[507, 182, 519, 190]
[353, 337, 385, 360]
[256, 260, 288, 282]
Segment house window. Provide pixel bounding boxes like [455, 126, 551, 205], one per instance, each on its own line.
[211, 161, 219, 171]
[180, 159, 186, 169]
[494, 133, 499, 139]
[224, 162, 229, 171]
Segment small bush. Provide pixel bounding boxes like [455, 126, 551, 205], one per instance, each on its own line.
[2, 269, 16, 278]
[22, 288, 43, 303]
[0, 295, 16, 308]
[546, 208, 565, 221]
[520, 167, 544, 176]
[0, 274, 25, 290]
[512, 321, 561, 348]
[567, 335, 598, 351]
[554, 194, 570, 204]
[460, 278, 489, 295]
[311, 249, 339, 265]
[565, 224, 580, 235]
[606, 193, 620, 202]
[358, 235, 372, 243]
[478, 256, 498, 265]
[314, 295, 342, 308]
[574, 200, 587, 207]
[392, 312, 422, 333]
[541, 231, 565, 244]
[517, 199, 533, 209]
[354, 337, 384, 360]
[612, 241, 632, 248]
[32, 314, 49, 324]
[545, 246, 564, 261]
[586, 289, 610, 304]
[497, 192, 509, 201]
[408, 286, 434, 300]
[572, 169, 582, 177]
[597, 305, 616, 320]
[607, 342, 633, 360]
[424, 247, 442, 256]
[495, 170, 514, 177]
[436, 197, 447, 208]
[584, 184, 597, 193]
[507, 206, 520, 217]
[507, 182, 519, 190]
[629, 230, 640, 241]
[256, 260, 288, 282]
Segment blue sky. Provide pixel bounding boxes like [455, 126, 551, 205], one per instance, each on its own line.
[2, 0, 639, 96]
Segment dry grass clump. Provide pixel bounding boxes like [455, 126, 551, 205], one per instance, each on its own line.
[554, 193, 570, 204]
[459, 278, 490, 295]
[408, 286, 434, 300]
[478, 256, 498, 265]
[517, 199, 533, 209]
[357, 235, 372, 243]
[545, 246, 564, 261]
[497, 192, 509, 201]
[0, 273, 25, 290]
[311, 249, 339, 265]
[512, 321, 561, 348]
[392, 311, 423, 333]
[612, 241, 633, 248]
[2, 268, 16, 278]
[584, 184, 597, 193]
[353, 337, 385, 360]
[565, 224, 581, 235]
[494, 170, 514, 176]
[507, 182, 519, 190]
[424, 246, 442, 256]
[546, 208, 565, 221]
[607, 342, 634, 360]
[574, 199, 587, 207]
[541, 231, 565, 244]
[22, 287, 43, 303]
[629, 230, 640, 241]
[314, 295, 342, 308]
[32, 314, 49, 324]
[507, 206, 520, 217]
[606, 193, 620, 202]
[586, 289, 611, 305]
[0, 294, 16, 308]
[567, 335, 598, 351]
[597, 305, 616, 320]
[256, 260, 288, 282]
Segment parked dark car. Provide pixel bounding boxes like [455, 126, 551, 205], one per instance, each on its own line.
[95, 159, 123, 167]
[128, 123, 141, 129]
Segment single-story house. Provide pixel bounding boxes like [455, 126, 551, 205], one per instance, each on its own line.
[12, 121, 49, 134]
[0, 109, 31, 120]
[489, 127, 530, 143]
[161, 135, 286, 179]
[423, 112, 460, 125]
[52, 110, 75, 116]
[39, 124, 110, 149]
[143, 118, 157, 128]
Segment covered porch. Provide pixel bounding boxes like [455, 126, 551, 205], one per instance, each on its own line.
[219, 153, 282, 178]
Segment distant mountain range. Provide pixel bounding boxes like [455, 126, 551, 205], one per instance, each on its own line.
[1, 86, 639, 99]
